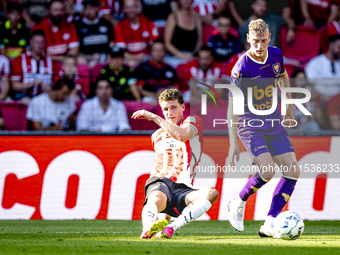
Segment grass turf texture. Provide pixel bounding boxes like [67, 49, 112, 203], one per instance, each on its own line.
[0, 220, 339, 255]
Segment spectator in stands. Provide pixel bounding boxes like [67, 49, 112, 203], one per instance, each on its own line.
[239, 0, 295, 46]
[0, 3, 30, 60]
[328, 92, 340, 129]
[299, 0, 339, 28]
[164, 0, 202, 67]
[291, 69, 324, 132]
[74, 0, 115, 68]
[225, 41, 250, 76]
[10, 30, 59, 105]
[59, 55, 87, 103]
[305, 34, 340, 101]
[33, 0, 79, 62]
[76, 77, 131, 132]
[192, 0, 227, 25]
[228, 0, 253, 27]
[26, 78, 76, 130]
[207, 15, 242, 62]
[115, 0, 159, 68]
[21, 0, 48, 28]
[100, 47, 141, 100]
[141, 0, 178, 27]
[183, 45, 226, 101]
[135, 39, 179, 102]
[0, 54, 10, 100]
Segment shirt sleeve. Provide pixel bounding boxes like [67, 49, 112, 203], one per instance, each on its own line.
[1, 56, 10, 77]
[182, 115, 204, 135]
[10, 56, 23, 81]
[76, 101, 91, 131]
[68, 23, 80, 49]
[117, 101, 131, 131]
[114, 23, 126, 48]
[149, 21, 159, 43]
[26, 99, 42, 122]
[229, 64, 243, 98]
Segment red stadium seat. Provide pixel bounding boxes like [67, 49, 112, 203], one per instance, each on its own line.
[92, 63, 109, 83]
[77, 63, 91, 96]
[122, 100, 158, 130]
[319, 25, 329, 53]
[0, 102, 28, 130]
[158, 27, 165, 40]
[202, 25, 215, 45]
[284, 64, 297, 78]
[176, 63, 190, 92]
[281, 26, 320, 63]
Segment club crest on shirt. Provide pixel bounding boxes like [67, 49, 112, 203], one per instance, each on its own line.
[272, 62, 281, 75]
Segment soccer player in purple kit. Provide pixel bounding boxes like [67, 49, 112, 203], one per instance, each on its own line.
[227, 19, 301, 237]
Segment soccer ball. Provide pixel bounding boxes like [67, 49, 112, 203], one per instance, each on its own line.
[274, 211, 304, 240]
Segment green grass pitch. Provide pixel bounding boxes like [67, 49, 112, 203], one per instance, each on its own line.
[0, 220, 339, 255]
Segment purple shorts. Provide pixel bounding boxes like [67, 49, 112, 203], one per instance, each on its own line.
[239, 129, 295, 164]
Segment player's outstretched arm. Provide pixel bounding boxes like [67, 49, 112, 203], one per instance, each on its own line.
[227, 98, 240, 166]
[279, 71, 296, 128]
[131, 110, 196, 142]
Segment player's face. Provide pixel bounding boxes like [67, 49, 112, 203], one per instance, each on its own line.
[49, 2, 65, 25]
[151, 43, 165, 63]
[247, 29, 271, 59]
[124, 0, 138, 20]
[199, 50, 213, 72]
[7, 10, 21, 26]
[62, 58, 77, 75]
[218, 17, 231, 36]
[83, 4, 99, 21]
[30, 35, 45, 55]
[161, 100, 185, 124]
[96, 80, 113, 101]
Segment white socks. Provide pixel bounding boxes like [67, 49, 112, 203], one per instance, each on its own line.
[142, 203, 158, 230]
[236, 196, 246, 208]
[264, 215, 276, 227]
[168, 198, 212, 231]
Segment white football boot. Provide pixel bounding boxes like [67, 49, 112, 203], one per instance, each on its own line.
[259, 223, 280, 238]
[227, 197, 245, 232]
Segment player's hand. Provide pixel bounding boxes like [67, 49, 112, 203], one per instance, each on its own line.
[131, 110, 154, 121]
[179, 53, 194, 61]
[283, 105, 296, 128]
[228, 144, 240, 167]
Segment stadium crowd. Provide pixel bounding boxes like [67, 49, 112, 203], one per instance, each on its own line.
[0, 0, 339, 131]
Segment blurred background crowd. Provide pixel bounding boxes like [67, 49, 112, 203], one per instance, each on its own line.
[0, 0, 339, 132]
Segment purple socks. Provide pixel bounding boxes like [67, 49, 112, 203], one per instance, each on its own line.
[239, 172, 268, 201]
[268, 176, 297, 217]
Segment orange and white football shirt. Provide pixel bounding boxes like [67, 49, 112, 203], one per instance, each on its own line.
[151, 115, 204, 187]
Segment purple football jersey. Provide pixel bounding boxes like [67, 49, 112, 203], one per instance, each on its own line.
[229, 46, 286, 136]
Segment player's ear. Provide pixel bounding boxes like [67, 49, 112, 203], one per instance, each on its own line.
[181, 103, 185, 112]
[246, 33, 250, 43]
[268, 33, 272, 42]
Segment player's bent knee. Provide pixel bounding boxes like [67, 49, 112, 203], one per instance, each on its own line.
[206, 187, 219, 204]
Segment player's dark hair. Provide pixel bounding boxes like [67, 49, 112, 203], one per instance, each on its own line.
[7, 2, 23, 13]
[158, 88, 184, 105]
[53, 78, 75, 91]
[95, 77, 113, 89]
[47, 0, 64, 10]
[328, 34, 340, 43]
[199, 45, 214, 55]
[291, 69, 305, 79]
[153, 38, 165, 45]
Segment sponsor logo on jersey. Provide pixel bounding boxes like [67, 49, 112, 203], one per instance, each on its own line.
[99, 26, 108, 33]
[63, 33, 71, 40]
[165, 71, 174, 78]
[272, 62, 281, 75]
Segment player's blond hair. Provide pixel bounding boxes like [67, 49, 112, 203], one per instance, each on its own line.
[158, 88, 184, 105]
[248, 19, 269, 35]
